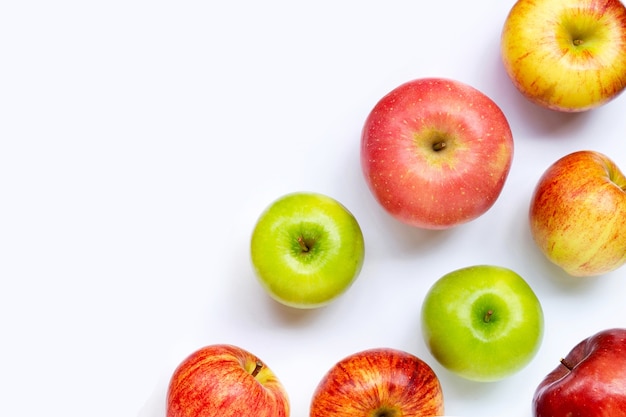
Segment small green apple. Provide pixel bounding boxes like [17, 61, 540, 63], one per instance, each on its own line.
[250, 192, 365, 309]
[421, 265, 544, 382]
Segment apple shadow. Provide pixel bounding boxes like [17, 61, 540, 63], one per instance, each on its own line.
[138, 378, 167, 417]
[263, 295, 329, 327]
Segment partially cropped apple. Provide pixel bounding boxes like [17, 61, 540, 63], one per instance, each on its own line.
[533, 328, 626, 417]
[250, 192, 365, 308]
[361, 77, 513, 229]
[421, 265, 544, 382]
[167, 344, 289, 417]
[529, 150, 626, 277]
[310, 347, 444, 417]
[501, 0, 626, 112]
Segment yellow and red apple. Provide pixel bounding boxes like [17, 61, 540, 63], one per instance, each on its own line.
[529, 150, 626, 277]
[501, 0, 626, 112]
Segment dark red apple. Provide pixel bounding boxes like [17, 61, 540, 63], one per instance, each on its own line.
[533, 328, 626, 417]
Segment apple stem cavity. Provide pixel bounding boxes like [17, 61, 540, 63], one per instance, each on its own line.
[432, 140, 447, 152]
[483, 309, 494, 323]
[560, 358, 574, 371]
[297, 236, 310, 253]
[251, 360, 263, 377]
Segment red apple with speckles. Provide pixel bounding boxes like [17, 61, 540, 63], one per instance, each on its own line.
[529, 150, 626, 277]
[309, 347, 444, 417]
[533, 328, 626, 417]
[361, 77, 514, 229]
[167, 344, 289, 417]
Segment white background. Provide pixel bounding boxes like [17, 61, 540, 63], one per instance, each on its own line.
[2, 1, 626, 417]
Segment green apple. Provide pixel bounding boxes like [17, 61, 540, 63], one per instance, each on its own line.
[501, 0, 626, 112]
[421, 265, 544, 382]
[250, 192, 365, 309]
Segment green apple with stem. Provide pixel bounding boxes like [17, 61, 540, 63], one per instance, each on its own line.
[501, 0, 626, 112]
[250, 192, 365, 309]
[421, 265, 544, 382]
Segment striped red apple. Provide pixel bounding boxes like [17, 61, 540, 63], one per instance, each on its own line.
[310, 347, 444, 417]
[167, 344, 289, 417]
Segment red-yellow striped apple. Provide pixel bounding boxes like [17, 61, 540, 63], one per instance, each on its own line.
[529, 150, 626, 277]
[361, 77, 513, 230]
[167, 344, 289, 417]
[501, 0, 626, 112]
[309, 347, 444, 417]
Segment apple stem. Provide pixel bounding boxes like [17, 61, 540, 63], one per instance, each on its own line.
[251, 360, 263, 377]
[297, 236, 310, 252]
[573, 39, 584, 46]
[483, 309, 493, 323]
[560, 358, 573, 371]
[432, 141, 447, 151]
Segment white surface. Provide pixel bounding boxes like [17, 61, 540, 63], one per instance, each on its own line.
[2, 1, 626, 417]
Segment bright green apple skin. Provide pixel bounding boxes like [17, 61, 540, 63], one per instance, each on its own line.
[421, 265, 544, 382]
[250, 192, 365, 309]
[501, 0, 626, 112]
[529, 150, 626, 277]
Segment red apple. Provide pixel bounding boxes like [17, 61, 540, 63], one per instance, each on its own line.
[361, 77, 514, 229]
[309, 347, 444, 417]
[533, 328, 626, 417]
[529, 150, 626, 277]
[167, 344, 289, 417]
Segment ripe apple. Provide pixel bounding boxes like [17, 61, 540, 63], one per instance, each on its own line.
[532, 328, 626, 417]
[421, 265, 544, 382]
[250, 191, 365, 309]
[501, 0, 626, 112]
[361, 77, 514, 230]
[529, 150, 626, 277]
[166, 344, 289, 417]
[310, 347, 444, 417]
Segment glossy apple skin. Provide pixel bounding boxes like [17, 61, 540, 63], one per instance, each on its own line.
[421, 265, 544, 382]
[501, 0, 626, 112]
[529, 150, 626, 277]
[533, 328, 626, 417]
[361, 77, 513, 229]
[167, 344, 289, 417]
[250, 192, 365, 308]
[310, 347, 444, 417]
